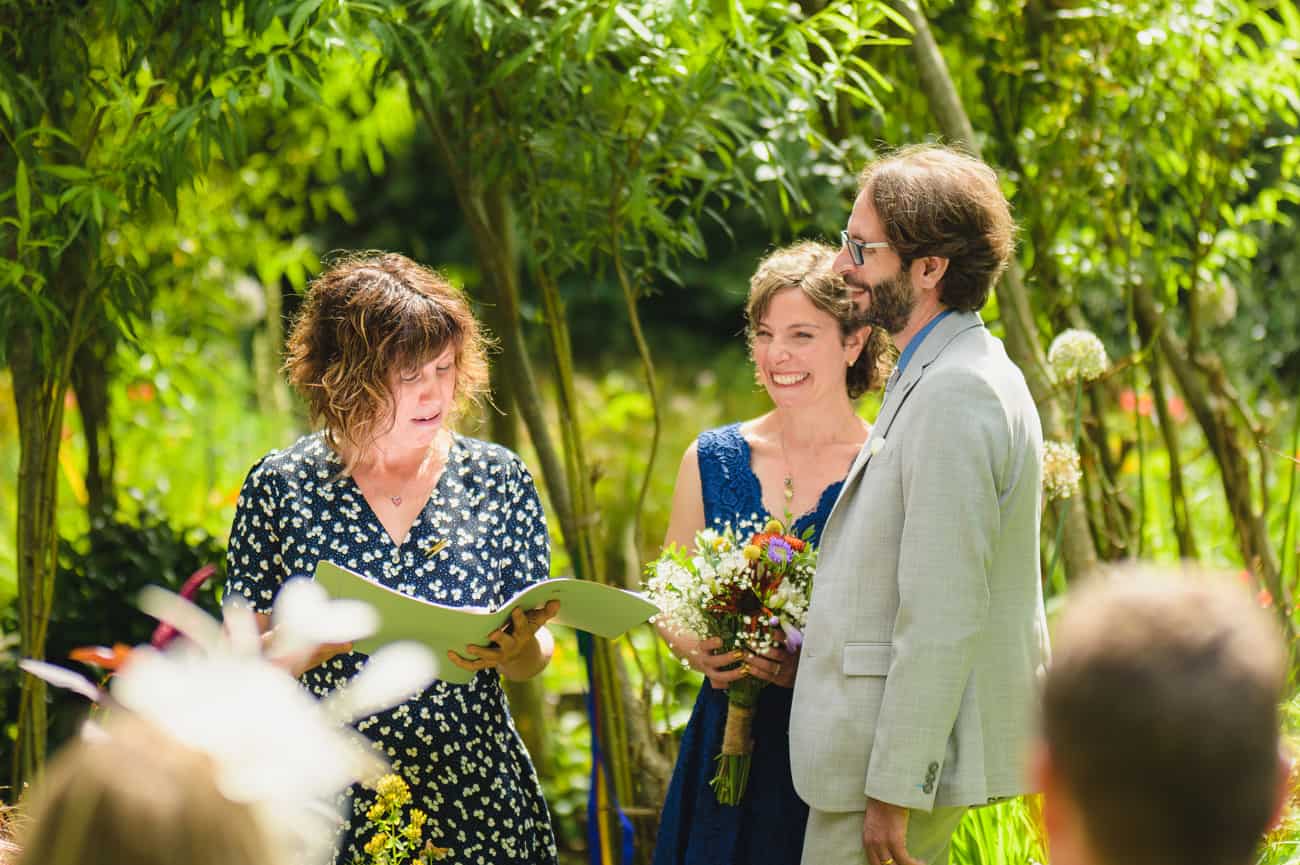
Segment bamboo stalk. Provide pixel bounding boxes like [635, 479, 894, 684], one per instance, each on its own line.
[887, 0, 1099, 582]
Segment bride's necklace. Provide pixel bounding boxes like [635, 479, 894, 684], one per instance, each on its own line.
[778, 427, 795, 504]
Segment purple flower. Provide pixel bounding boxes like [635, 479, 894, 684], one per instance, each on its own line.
[766, 538, 793, 565]
[781, 621, 803, 651]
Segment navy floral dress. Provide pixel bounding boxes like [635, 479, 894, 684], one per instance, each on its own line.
[653, 423, 843, 865]
[225, 432, 558, 865]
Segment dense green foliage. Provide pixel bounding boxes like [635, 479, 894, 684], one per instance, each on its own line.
[3, 0, 1300, 861]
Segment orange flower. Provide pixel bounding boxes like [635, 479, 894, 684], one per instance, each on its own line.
[70, 643, 134, 671]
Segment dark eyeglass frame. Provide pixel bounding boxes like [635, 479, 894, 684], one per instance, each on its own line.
[840, 230, 890, 266]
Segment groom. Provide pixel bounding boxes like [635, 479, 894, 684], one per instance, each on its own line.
[789, 145, 1050, 865]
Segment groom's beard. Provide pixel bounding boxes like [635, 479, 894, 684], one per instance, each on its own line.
[847, 268, 915, 335]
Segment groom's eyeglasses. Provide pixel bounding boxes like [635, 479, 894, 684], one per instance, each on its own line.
[840, 230, 890, 266]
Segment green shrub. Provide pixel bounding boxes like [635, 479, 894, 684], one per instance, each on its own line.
[0, 502, 225, 791]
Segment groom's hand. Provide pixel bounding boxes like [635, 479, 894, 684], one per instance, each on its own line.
[864, 797, 922, 865]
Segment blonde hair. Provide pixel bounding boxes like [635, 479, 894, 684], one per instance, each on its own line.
[284, 252, 492, 465]
[14, 717, 280, 865]
[745, 241, 893, 397]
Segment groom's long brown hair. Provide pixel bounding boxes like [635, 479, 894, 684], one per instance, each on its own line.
[859, 145, 1015, 312]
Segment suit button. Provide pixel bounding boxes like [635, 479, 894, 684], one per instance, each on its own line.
[922, 782, 934, 794]
[928, 761, 940, 773]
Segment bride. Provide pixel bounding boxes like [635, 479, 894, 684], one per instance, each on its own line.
[653, 240, 892, 865]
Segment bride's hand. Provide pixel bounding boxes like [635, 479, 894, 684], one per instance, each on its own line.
[743, 645, 799, 689]
[666, 631, 747, 690]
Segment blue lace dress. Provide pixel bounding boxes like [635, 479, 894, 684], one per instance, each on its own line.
[225, 432, 558, 865]
[653, 423, 844, 865]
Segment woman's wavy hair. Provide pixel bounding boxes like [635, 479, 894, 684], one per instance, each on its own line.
[745, 240, 894, 398]
[284, 252, 492, 464]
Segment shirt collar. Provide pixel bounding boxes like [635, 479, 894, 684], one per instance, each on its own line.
[894, 309, 954, 377]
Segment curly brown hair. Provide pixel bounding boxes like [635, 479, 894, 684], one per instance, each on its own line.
[284, 252, 491, 461]
[859, 144, 1015, 312]
[745, 240, 894, 398]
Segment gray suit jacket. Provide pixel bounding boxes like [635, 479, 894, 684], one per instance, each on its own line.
[789, 310, 1050, 813]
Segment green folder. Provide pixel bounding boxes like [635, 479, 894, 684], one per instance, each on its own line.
[313, 560, 659, 684]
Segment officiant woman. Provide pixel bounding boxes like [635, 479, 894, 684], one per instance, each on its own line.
[225, 252, 560, 865]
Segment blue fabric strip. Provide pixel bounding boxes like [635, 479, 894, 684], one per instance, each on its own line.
[895, 309, 953, 377]
[579, 630, 636, 865]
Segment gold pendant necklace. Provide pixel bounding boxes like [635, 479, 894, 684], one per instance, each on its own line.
[779, 425, 794, 504]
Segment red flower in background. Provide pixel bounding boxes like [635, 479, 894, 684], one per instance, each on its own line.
[151, 564, 218, 648]
[126, 380, 157, 403]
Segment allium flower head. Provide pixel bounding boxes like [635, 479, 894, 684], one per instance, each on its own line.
[1048, 329, 1109, 384]
[1043, 441, 1083, 500]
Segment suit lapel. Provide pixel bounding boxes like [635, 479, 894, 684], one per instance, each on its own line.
[837, 311, 986, 493]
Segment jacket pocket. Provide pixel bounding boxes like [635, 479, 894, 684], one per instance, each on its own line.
[842, 641, 892, 676]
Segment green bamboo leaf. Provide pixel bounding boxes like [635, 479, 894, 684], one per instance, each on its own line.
[487, 42, 540, 85]
[37, 164, 92, 181]
[15, 160, 30, 248]
[15, 126, 77, 147]
[288, 0, 324, 39]
[267, 54, 286, 103]
[876, 2, 915, 33]
[614, 5, 654, 43]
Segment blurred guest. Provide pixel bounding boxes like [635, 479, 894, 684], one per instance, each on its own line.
[1035, 570, 1292, 865]
[14, 716, 280, 865]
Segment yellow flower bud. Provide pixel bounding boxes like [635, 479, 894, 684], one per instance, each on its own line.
[742, 545, 762, 560]
[763, 518, 784, 534]
[364, 833, 389, 856]
[366, 802, 386, 822]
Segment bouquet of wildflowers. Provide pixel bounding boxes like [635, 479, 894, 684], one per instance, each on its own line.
[644, 518, 816, 804]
